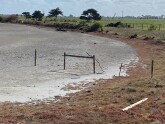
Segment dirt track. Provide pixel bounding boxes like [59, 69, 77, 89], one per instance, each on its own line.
[0, 23, 137, 102]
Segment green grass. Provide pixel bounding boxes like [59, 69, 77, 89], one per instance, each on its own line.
[19, 16, 165, 30]
[99, 18, 165, 30]
[18, 16, 165, 40]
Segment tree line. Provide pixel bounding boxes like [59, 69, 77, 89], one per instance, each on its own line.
[22, 8, 101, 21]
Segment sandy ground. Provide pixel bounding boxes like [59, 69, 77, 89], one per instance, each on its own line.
[0, 23, 137, 103]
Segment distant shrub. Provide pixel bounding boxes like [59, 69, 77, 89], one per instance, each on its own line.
[82, 26, 91, 31]
[148, 24, 157, 31]
[34, 21, 42, 25]
[38, 18, 43, 21]
[106, 22, 131, 28]
[72, 19, 78, 22]
[3, 15, 18, 22]
[77, 21, 90, 31]
[0, 16, 3, 22]
[78, 21, 88, 27]
[89, 22, 103, 32]
[129, 34, 138, 39]
[106, 22, 122, 27]
[118, 23, 131, 28]
[53, 23, 78, 29]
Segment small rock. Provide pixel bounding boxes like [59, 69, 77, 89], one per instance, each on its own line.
[106, 31, 109, 34]
[86, 90, 91, 93]
[129, 34, 137, 39]
[54, 96, 61, 99]
[143, 37, 149, 40]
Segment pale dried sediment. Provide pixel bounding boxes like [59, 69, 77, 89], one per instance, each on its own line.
[0, 23, 137, 103]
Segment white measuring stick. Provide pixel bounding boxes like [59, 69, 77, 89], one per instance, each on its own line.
[122, 98, 148, 111]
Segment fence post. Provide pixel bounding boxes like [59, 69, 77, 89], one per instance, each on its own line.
[151, 60, 154, 79]
[93, 55, 96, 74]
[126, 23, 128, 27]
[142, 24, 144, 30]
[34, 49, 37, 66]
[119, 63, 123, 76]
[64, 52, 66, 70]
[159, 24, 161, 30]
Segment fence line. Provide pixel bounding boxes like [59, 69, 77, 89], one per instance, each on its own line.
[63, 52, 96, 74]
[124, 23, 164, 30]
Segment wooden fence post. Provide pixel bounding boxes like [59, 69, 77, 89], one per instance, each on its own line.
[93, 55, 96, 74]
[159, 24, 161, 30]
[119, 63, 123, 76]
[151, 60, 154, 79]
[34, 49, 37, 66]
[126, 23, 128, 27]
[142, 24, 144, 30]
[64, 52, 66, 70]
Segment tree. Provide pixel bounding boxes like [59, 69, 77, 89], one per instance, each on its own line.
[48, 8, 63, 18]
[69, 14, 74, 18]
[32, 10, 44, 21]
[22, 12, 31, 20]
[5, 15, 18, 22]
[80, 8, 101, 21]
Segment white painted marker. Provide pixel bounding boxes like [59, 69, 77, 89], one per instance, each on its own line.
[122, 98, 148, 111]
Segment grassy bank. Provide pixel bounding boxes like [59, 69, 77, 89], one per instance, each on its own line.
[17, 17, 165, 41]
[18, 16, 165, 30]
[1, 15, 164, 40]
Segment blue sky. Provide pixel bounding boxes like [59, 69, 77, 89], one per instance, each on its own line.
[0, 0, 164, 17]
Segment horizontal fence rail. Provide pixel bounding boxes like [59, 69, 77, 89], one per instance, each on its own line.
[63, 54, 94, 59]
[63, 52, 96, 74]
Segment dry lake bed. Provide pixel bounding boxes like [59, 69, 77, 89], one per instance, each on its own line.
[0, 23, 137, 103]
